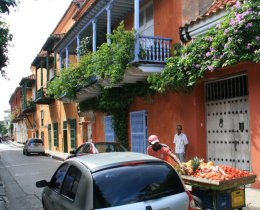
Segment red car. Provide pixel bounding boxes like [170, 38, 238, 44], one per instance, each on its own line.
[66, 141, 127, 159]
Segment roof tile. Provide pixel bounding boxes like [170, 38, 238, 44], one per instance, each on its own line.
[185, 0, 237, 26]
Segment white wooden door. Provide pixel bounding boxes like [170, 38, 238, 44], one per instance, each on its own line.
[205, 75, 250, 170]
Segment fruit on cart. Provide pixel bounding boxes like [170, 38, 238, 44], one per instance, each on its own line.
[191, 156, 204, 171]
[175, 156, 254, 181]
[177, 157, 205, 175]
[206, 161, 214, 167]
[174, 164, 186, 175]
[192, 165, 253, 181]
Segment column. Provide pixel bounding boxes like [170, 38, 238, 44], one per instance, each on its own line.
[92, 19, 97, 52]
[106, 5, 112, 44]
[59, 52, 63, 69]
[35, 68, 38, 97]
[46, 54, 49, 82]
[134, 0, 140, 62]
[66, 46, 69, 68]
[77, 35, 80, 61]
[40, 60, 43, 87]
[54, 52, 56, 76]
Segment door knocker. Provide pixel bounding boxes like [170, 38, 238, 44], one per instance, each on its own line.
[219, 118, 223, 128]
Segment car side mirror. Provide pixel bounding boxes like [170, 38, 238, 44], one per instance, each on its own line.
[70, 149, 76, 154]
[36, 180, 49, 188]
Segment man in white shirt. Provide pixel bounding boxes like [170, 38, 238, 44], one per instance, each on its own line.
[173, 125, 188, 163]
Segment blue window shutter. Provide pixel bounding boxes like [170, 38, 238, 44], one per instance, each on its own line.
[130, 111, 148, 154]
[104, 116, 115, 142]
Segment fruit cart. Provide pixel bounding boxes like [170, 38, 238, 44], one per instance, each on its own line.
[181, 174, 257, 210]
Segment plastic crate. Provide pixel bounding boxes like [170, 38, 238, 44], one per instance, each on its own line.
[231, 189, 245, 208]
[192, 189, 231, 210]
[192, 190, 214, 209]
[216, 191, 231, 210]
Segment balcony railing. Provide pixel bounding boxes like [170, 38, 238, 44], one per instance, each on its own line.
[22, 100, 36, 114]
[137, 36, 172, 63]
[35, 87, 54, 104]
[11, 107, 24, 122]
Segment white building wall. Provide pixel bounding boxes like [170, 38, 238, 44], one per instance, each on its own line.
[14, 121, 28, 143]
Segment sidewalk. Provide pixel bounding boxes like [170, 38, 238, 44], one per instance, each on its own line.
[8, 140, 260, 209]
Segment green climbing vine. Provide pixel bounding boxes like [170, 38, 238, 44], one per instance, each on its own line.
[47, 0, 260, 147]
[47, 22, 135, 99]
[148, 0, 260, 93]
[79, 83, 155, 149]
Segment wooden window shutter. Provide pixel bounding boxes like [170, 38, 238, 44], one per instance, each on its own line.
[53, 123, 58, 147]
[70, 119, 77, 148]
[104, 116, 115, 142]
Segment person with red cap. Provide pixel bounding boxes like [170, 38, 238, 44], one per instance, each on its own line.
[147, 134, 184, 168]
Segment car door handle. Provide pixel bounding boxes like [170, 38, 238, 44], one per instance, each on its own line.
[146, 206, 152, 210]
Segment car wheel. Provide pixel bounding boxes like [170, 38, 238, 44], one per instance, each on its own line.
[23, 150, 25, 155]
[193, 195, 204, 210]
[26, 150, 30, 156]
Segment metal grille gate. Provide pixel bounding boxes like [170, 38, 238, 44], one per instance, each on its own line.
[205, 74, 250, 170]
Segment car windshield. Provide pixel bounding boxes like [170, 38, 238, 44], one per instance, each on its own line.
[30, 139, 43, 144]
[93, 143, 127, 153]
[92, 162, 185, 209]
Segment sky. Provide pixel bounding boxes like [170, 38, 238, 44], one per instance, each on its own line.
[0, 0, 72, 120]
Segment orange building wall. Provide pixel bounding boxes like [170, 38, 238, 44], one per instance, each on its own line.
[154, 0, 182, 43]
[127, 62, 260, 189]
[129, 84, 206, 162]
[248, 63, 260, 188]
[92, 112, 105, 141]
[38, 100, 79, 153]
[124, 0, 182, 44]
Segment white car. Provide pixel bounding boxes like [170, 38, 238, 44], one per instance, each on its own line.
[23, 138, 45, 155]
[36, 152, 197, 210]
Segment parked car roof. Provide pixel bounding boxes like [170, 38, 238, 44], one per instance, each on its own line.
[68, 152, 160, 171]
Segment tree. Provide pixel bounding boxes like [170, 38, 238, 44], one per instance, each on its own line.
[0, 0, 17, 77]
[0, 0, 17, 14]
[0, 121, 8, 136]
[0, 20, 12, 77]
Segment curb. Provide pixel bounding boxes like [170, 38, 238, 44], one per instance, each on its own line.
[7, 140, 24, 148]
[247, 204, 260, 210]
[46, 153, 65, 161]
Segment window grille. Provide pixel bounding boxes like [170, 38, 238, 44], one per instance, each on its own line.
[205, 74, 248, 102]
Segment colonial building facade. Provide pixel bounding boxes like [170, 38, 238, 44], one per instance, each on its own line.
[9, 0, 260, 188]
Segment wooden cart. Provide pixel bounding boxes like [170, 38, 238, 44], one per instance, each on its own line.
[181, 175, 256, 210]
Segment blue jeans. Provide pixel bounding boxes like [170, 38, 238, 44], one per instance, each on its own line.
[176, 153, 185, 163]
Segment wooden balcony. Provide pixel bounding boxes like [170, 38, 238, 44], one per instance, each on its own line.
[11, 108, 24, 123]
[22, 100, 36, 114]
[136, 36, 171, 64]
[35, 87, 54, 104]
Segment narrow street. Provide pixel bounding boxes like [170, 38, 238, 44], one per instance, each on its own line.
[0, 141, 62, 210]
